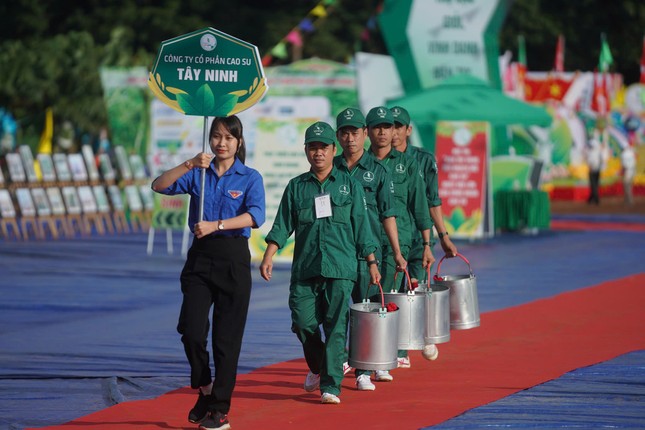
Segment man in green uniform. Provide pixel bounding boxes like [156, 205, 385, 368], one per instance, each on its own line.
[260, 121, 380, 405]
[334, 107, 406, 391]
[391, 105, 458, 364]
[365, 106, 433, 382]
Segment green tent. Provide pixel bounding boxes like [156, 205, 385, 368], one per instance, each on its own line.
[389, 74, 552, 127]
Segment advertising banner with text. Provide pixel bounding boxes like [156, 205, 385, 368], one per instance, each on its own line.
[436, 121, 488, 239]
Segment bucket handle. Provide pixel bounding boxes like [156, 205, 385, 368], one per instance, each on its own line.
[365, 280, 386, 309]
[434, 253, 473, 281]
[393, 268, 413, 293]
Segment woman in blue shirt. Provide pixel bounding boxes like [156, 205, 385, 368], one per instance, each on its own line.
[152, 115, 265, 430]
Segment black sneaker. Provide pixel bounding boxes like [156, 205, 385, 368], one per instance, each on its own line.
[199, 411, 231, 430]
[188, 391, 209, 424]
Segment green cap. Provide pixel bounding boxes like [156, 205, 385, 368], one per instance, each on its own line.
[336, 107, 366, 130]
[390, 106, 410, 125]
[366, 106, 394, 127]
[304, 121, 336, 145]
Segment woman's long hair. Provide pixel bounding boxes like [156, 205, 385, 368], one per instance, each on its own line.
[209, 115, 246, 164]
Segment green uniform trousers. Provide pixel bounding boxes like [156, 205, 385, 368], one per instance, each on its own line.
[351, 248, 383, 305]
[381, 244, 411, 293]
[289, 276, 353, 396]
[408, 231, 436, 282]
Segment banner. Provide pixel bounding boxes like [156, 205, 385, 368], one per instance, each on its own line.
[148, 100, 206, 177]
[99, 67, 150, 159]
[379, 0, 507, 91]
[239, 58, 358, 261]
[435, 121, 488, 239]
[151, 194, 189, 231]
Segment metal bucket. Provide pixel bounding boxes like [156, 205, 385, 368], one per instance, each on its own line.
[433, 253, 480, 330]
[418, 283, 451, 344]
[382, 288, 427, 350]
[348, 282, 400, 371]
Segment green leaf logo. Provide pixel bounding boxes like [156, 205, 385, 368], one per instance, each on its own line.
[176, 84, 239, 116]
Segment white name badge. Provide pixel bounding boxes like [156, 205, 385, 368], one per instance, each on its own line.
[315, 193, 332, 218]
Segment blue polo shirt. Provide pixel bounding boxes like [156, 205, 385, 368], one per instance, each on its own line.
[158, 158, 265, 238]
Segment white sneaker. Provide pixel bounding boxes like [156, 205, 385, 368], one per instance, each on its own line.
[397, 356, 411, 368]
[321, 392, 341, 404]
[343, 362, 353, 375]
[304, 371, 320, 392]
[356, 374, 376, 391]
[422, 344, 439, 361]
[374, 370, 393, 382]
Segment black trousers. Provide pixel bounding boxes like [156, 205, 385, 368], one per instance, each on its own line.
[178, 235, 252, 414]
[588, 170, 600, 204]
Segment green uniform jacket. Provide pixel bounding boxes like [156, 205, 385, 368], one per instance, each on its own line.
[266, 166, 378, 282]
[406, 145, 442, 210]
[334, 151, 397, 253]
[368, 148, 431, 247]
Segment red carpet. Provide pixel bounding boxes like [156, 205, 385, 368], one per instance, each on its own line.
[550, 219, 645, 232]
[36, 274, 645, 430]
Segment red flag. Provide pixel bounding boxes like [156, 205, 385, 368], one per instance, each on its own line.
[640, 35, 645, 84]
[515, 35, 527, 99]
[554, 35, 565, 73]
[591, 72, 609, 115]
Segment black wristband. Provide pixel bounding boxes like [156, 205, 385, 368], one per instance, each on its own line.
[367, 259, 379, 266]
[423, 241, 430, 246]
[438, 231, 448, 239]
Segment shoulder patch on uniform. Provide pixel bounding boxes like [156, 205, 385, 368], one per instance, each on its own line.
[228, 190, 243, 199]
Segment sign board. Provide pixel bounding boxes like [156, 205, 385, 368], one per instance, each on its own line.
[148, 27, 268, 117]
[435, 121, 488, 239]
[151, 194, 189, 230]
[379, 0, 508, 91]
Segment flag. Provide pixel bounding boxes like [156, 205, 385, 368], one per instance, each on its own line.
[598, 33, 613, 73]
[591, 72, 609, 115]
[298, 18, 315, 33]
[261, 54, 273, 67]
[516, 35, 527, 99]
[38, 107, 53, 154]
[310, 4, 327, 18]
[518, 35, 526, 69]
[270, 42, 288, 59]
[285, 30, 303, 47]
[640, 35, 645, 84]
[554, 35, 565, 73]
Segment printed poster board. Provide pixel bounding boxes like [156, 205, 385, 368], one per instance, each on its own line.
[6, 153, 26, 183]
[435, 121, 489, 239]
[18, 145, 38, 183]
[114, 146, 133, 181]
[78, 186, 98, 214]
[129, 154, 148, 181]
[37, 154, 57, 182]
[92, 186, 111, 213]
[31, 188, 52, 217]
[0, 189, 16, 218]
[125, 185, 143, 212]
[98, 153, 116, 182]
[68, 153, 89, 182]
[62, 186, 82, 215]
[108, 185, 125, 212]
[81, 145, 101, 182]
[53, 154, 72, 182]
[46, 188, 67, 216]
[15, 188, 36, 217]
[139, 185, 154, 211]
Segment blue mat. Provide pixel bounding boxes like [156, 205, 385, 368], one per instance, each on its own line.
[1, 227, 643, 429]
